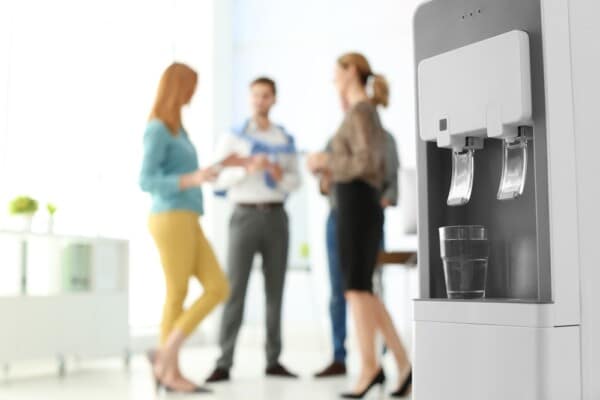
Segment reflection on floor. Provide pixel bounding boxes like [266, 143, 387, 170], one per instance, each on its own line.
[0, 343, 412, 400]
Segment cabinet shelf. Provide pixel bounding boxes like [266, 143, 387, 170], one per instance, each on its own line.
[0, 230, 129, 364]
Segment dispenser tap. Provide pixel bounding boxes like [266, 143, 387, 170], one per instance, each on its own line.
[447, 137, 483, 206]
[497, 126, 530, 200]
[417, 30, 533, 206]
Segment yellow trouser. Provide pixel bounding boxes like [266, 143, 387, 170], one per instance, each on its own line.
[149, 211, 230, 344]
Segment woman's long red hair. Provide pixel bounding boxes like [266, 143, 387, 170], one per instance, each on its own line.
[149, 63, 198, 135]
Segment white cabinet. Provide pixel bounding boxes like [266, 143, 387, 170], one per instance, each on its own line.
[0, 231, 129, 368]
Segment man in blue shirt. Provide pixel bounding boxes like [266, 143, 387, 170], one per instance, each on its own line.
[206, 77, 301, 383]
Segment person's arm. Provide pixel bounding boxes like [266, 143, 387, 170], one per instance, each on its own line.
[330, 105, 374, 182]
[273, 152, 301, 193]
[381, 134, 400, 207]
[139, 124, 184, 196]
[213, 134, 249, 190]
[318, 140, 333, 195]
[139, 125, 215, 194]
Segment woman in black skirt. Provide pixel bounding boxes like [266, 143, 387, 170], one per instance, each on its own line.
[308, 53, 411, 398]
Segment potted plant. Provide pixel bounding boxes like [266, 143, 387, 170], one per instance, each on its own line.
[47, 203, 57, 233]
[299, 242, 310, 260]
[9, 196, 39, 232]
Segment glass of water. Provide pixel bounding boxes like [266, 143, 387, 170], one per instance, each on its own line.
[439, 225, 489, 299]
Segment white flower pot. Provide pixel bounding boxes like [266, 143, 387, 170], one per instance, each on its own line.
[14, 214, 34, 233]
[47, 216, 55, 234]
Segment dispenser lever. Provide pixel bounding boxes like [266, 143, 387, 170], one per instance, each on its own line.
[447, 137, 483, 206]
[497, 127, 529, 200]
[447, 137, 482, 206]
[447, 149, 474, 206]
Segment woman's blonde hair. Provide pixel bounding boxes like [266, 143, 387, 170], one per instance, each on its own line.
[149, 63, 198, 135]
[337, 52, 389, 108]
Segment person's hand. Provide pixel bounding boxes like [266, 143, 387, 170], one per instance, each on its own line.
[319, 171, 332, 195]
[220, 153, 248, 168]
[381, 198, 393, 209]
[246, 154, 270, 174]
[307, 152, 330, 174]
[180, 167, 218, 189]
[267, 163, 284, 182]
[194, 167, 219, 184]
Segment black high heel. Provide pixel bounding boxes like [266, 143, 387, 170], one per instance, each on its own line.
[340, 369, 386, 399]
[390, 369, 412, 398]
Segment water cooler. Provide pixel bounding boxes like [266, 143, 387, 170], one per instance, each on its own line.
[413, 0, 600, 399]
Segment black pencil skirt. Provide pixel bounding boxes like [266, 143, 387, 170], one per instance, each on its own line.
[335, 179, 383, 293]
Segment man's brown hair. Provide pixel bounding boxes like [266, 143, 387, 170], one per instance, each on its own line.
[250, 76, 277, 96]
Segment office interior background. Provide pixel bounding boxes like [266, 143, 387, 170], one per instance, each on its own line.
[0, 0, 421, 398]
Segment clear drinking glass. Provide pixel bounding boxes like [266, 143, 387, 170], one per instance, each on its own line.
[439, 225, 489, 299]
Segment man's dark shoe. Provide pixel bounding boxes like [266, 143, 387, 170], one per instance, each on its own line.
[205, 367, 230, 383]
[314, 361, 347, 378]
[265, 363, 299, 378]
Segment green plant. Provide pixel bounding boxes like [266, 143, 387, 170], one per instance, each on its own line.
[299, 242, 310, 259]
[9, 196, 39, 215]
[47, 203, 57, 216]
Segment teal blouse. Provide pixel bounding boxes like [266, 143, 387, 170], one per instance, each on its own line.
[139, 119, 204, 215]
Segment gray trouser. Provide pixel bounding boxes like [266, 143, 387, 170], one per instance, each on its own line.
[216, 205, 289, 370]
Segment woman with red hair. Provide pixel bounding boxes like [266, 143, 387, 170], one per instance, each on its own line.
[140, 62, 239, 394]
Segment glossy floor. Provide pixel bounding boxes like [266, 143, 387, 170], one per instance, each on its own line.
[0, 344, 412, 400]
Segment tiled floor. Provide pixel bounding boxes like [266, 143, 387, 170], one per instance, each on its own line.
[0, 344, 412, 400]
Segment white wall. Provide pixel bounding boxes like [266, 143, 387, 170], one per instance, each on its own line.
[0, 0, 219, 338]
[0, 2, 8, 181]
[226, 0, 422, 350]
[231, 0, 419, 165]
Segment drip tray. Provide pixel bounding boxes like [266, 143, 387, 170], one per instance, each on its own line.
[414, 299, 558, 328]
[420, 297, 548, 304]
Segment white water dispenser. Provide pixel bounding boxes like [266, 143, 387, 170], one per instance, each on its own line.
[413, 0, 600, 399]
